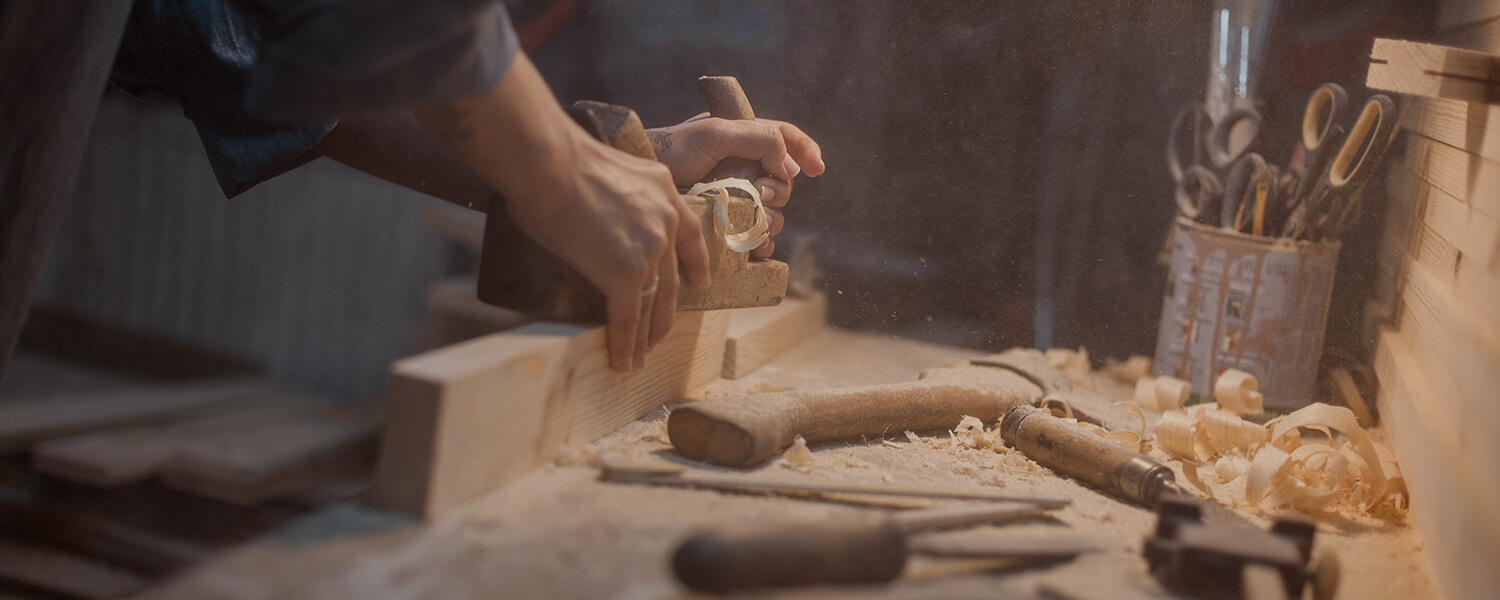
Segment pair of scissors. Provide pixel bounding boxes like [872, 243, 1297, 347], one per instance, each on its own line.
[1280, 84, 1400, 241]
[1220, 151, 1301, 236]
[1167, 102, 1264, 225]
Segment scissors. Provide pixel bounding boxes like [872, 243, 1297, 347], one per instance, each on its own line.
[1280, 86, 1400, 241]
[1220, 152, 1296, 236]
[1168, 102, 1264, 224]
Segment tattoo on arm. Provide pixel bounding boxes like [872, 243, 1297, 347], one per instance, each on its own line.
[424, 104, 477, 145]
[649, 129, 673, 153]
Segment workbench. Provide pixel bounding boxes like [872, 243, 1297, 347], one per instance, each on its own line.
[137, 329, 1438, 600]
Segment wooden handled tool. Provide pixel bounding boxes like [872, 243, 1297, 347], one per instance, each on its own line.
[673, 504, 1093, 593]
[1001, 405, 1177, 507]
[697, 76, 767, 183]
[667, 349, 1132, 468]
[668, 364, 1038, 467]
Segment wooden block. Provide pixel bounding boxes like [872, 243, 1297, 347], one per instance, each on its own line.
[1439, 0, 1500, 30]
[373, 309, 731, 518]
[1367, 38, 1500, 103]
[160, 403, 381, 505]
[0, 378, 275, 453]
[676, 195, 789, 312]
[1403, 138, 1500, 251]
[30, 394, 321, 487]
[1443, 14, 1500, 54]
[1374, 329, 1500, 600]
[722, 292, 828, 379]
[0, 538, 149, 600]
[1406, 97, 1500, 162]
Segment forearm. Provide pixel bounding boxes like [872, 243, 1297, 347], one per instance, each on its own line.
[312, 110, 498, 213]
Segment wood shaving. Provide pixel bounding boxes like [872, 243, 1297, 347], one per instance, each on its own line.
[1101, 355, 1153, 384]
[1041, 396, 1074, 419]
[1214, 369, 1264, 415]
[781, 435, 813, 472]
[685, 179, 770, 253]
[1132, 376, 1190, 411]
[1045, 347, 1097, 390]
[882, 440, 903, 449]
[1215, 455, 1252, 481]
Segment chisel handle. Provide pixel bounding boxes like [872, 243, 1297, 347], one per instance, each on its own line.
[698, 76, 767, 183]
[673, 522, 907, 593]
[1001, 405, 1175, 507]
[668, 366, 1036, 467]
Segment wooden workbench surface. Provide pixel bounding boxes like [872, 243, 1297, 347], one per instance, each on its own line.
[138, 330, 1437, 600]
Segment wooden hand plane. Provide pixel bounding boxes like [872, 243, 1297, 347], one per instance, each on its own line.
[475, 76, 789, 321]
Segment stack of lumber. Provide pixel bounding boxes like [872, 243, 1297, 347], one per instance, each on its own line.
[0, 376, 382, 598]
[1365, 18, 1500, 600]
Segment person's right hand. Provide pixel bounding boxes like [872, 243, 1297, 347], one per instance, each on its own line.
[415, 55, 710, 373]
[507, 126, 711, 373]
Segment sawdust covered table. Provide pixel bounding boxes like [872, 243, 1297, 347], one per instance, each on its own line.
[137, 330, 1437, 600]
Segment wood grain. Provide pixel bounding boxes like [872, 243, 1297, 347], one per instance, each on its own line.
[30, 394, 322, 487]
[1439, 0, 1500, 30]
[1374, 329, 1500, 600]
[1404, 133, 1500, 221]
[1366, 38, 1499, 103]
[161, 403, 381, 505]
[1405, 97, 1500, 162]
[0, 379, 275, 453]
[374, 310, 731, 518]
[722, 292, 827, 379]
[0, 538, 149, 600]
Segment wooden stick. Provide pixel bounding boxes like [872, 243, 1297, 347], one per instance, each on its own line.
[374, 310, 731, 518]
[599, 462, 1072, 508]
[722, 292, 827, 379]
[1366, 38, 1500, 104]
[0, 378, 275, 453]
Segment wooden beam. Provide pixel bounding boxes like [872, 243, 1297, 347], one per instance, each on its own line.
[373, 310, 731, 518]
[0, 539, 149, 600]
[1405, 96, 1500, 163]
[1366, 38, 1500, 104]
[30, 394, 318, 487]
[161, 403, 381, 505]
[722, 292, 827, 379]
[0, 379, 275, 453]
[1404, 133, 1500, 221]
[1374, 329, 1500, 600]
[1439, 0, 1500, 31]
[1443, 15, 1500, 54]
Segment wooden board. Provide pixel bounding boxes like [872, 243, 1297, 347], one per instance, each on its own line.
[1374, 329, 1500, 600]
[1367, 38, 1500, 104]
[1439, 0, 1500, 30]
[1406, 96, 1500, 162]
[1444, 15, 1500, 54]
[0, 379, 275, 453]
[373, 309, 731, 518]
[722, 292, 827, 379]
[30, 393, 322, 487]
[1403, 133, 1500, 221]
[0, 538, 149, 600]
[161, 403, 381, 505]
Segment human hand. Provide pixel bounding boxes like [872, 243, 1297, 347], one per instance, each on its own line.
[415, 56, 710, 373]
[647, 115, 825, 258]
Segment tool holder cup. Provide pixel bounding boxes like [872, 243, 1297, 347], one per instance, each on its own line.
[1152, 218, 1340, 410]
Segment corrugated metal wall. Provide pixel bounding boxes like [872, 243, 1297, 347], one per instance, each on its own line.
[33, 97, 452, 397]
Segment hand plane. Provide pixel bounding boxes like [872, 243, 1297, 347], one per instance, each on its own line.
[475, 76, 789, 321]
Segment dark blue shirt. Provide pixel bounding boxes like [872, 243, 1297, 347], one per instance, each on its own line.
[112, 0, 520, 197]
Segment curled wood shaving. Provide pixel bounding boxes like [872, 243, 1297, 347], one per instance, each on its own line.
[1214, 369, 1264, 415]
[685, 178, 770, 252]
[1045, 347, 1096, 390]
[1156, 410, 1213, 462]
[1239, 403, 1393, 513]
[1101, 355, 1153, 384]
[1104, 402, 1147, 436]
[1215, 455, 1253, 481]
[1041, 396, 1074, 419]
[782, 435, 813, 472]
[1203, 408, 1267, 450]
[1132, 376, 1191, 412]
[1106, 430, 1142, 453]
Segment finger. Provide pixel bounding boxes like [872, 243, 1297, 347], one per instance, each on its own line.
[763, 206, 784, 237]
[684, 112, 711, 123]
[754, 176, 792, 208]
[673, 196, 712, 289]
[606, 283, 642, 373]
[634, 278, 654, 371]
[648, 243, 680, 351]
[762, 119, 825, 177]
[752, 236, 776, 260]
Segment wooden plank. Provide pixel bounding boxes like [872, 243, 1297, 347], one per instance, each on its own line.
[1443, 14, 1500, 54]
[160, 403, 381, 505]
[1405, 96, 1500, 162]
[722, 292, 828, 379]
[0, 379, 275, 453]
[1367, 38, 1500, 103]
[373, 309, 731, 518]
[1439, 0, 1500, 30]
[1405, 133, 1500, 225]
[30, 394, 321, 487]
[0, 538, 149, 600]
[1374, 329, 1500, 600]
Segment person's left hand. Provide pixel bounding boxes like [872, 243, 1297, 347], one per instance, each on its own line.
[647, 115, 825, 258]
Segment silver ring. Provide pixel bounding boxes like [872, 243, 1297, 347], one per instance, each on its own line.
[640, 278, 660, 297]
